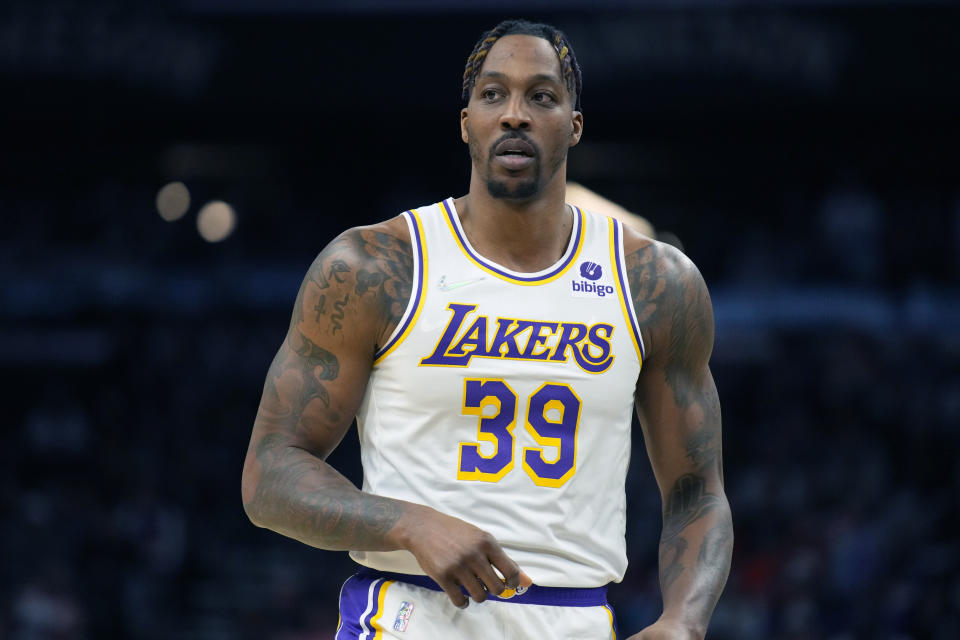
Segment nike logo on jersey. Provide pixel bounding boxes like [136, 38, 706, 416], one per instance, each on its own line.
[438, 275, 486, 292]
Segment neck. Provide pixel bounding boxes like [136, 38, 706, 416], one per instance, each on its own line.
[456, 170, 572, 273]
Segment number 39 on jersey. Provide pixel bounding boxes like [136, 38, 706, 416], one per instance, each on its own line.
[457, 378, 582, 487]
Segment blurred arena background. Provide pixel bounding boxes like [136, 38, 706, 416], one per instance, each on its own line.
[2, 1, 959, 638]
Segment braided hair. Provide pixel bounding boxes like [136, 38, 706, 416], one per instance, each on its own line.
[461, 19, 583, 112]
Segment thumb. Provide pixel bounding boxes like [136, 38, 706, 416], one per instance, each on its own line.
[518, 570, 533, 588]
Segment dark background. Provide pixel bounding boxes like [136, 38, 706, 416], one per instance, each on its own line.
[2, 1, 959, 638]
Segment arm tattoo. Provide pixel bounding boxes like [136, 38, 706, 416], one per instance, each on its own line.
[246, 222, 413, 550]
[357, 229, 414, 332]
[625, 241, 715, 408]
[313, 295, 326, 321]
[297, 227, 413, 340]
[627, 239, 732, 627]
[682, 380, 722, 472]
[659, 535, 688, 596]
[697, 518, 734, 579]
[624, 240, 667, 327]
[290, 333, 339, 408]
[327, 259, 350, 285]
[250, 441, 401, 549]
[661, 473, 721, 543]
[355, 268, 386, 296]
[254, 330, 341, 443]
[658, 473, 732, 613]
[331, 294, 349, 335]
[339, 228, 413, 340]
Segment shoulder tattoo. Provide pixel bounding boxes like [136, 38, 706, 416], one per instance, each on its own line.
[291, 226, 414, 348]
[625, 241, 715, 407]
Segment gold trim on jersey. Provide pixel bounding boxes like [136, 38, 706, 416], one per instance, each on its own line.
[604, 604, 618, 639]
[368, 579, 394, 638]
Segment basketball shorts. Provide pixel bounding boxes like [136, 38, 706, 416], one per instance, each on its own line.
[336, 569, 619, 640]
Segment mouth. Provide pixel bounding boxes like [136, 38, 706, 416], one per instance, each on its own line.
[493, 137, 537, 171]
[494, 137, 536, 158]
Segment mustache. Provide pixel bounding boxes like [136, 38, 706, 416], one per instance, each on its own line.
[489, 131, 540, 157]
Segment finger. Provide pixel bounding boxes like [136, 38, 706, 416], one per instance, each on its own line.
[473, 561, 510, 596]
[487, 547, 523, 590]
[457, 571, 489, 603]
[518, 569, 533, 588]
[436, 578, 469, 610]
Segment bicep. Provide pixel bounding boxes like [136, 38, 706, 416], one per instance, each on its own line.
[253, 324, 372, 459]
[243, 232, 389, 491]
[635, 363, 723, 499]
[630, 241, 723, 498]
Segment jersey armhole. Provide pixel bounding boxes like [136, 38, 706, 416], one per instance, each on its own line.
[608, 217, 646, 365]
[373, 209, 428, 365]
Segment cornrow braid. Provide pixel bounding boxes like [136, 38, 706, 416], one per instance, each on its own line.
[461, 19, 583, 112]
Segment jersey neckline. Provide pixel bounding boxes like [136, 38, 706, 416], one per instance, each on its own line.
[439, 197, 584, 285]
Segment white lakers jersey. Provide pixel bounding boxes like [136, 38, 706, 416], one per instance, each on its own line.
[351, 198, 645, 588]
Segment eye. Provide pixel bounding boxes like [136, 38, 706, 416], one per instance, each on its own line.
[480, 88, 502, 102]
[532, 91, 557, 105]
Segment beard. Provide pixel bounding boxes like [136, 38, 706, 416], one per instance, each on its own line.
[469, 131, 566, 202]
[486, 172, 540, 200]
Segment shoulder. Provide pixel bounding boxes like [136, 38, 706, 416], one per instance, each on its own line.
[293, 215, 415, 353]
[620, 224, 698, 298]
[313, 215, 412, 271]
[620, 225, 714, 366]
[307, 215, 413, 285]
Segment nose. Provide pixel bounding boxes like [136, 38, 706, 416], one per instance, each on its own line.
[499, 95, 531, 130]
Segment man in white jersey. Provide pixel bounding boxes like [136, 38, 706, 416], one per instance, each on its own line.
[242, 19, 732, 640]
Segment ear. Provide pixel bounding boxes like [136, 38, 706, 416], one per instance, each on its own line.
[569, 111, 583, 148]
[460, 108, 470, 144]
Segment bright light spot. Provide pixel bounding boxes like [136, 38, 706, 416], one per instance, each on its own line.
[197, 200, 236, 242]
[156, 181, 191, 221]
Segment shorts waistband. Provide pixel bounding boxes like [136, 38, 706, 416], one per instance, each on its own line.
[355, 568, 609, 607]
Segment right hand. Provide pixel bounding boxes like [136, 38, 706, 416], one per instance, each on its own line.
[396, 504, 533, 608]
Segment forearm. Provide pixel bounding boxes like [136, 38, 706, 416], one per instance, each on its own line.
[244, 440, 410, 552]
[657, 493, 733, 638]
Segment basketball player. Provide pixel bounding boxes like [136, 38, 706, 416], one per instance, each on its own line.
[242, 19, 732, 639]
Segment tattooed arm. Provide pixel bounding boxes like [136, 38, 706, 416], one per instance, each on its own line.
[625, 232, 733, 640]
[241, 216, 529, 608]
[241, 217, 413, 550]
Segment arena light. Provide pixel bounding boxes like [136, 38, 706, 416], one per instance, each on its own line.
[156, 181, 191, 221]
[196, 200, 236, 242]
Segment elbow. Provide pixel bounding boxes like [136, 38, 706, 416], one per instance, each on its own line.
[241, 464, 267, 528]
[242, 495, 264, 528]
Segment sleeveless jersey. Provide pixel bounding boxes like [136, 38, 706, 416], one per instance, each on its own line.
[351, 198, 645, 588]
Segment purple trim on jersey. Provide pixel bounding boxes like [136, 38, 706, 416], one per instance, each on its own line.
[374, 210, 424, 360]
[356, 568, 609, 607]
[440, 198, 583, 283]
[337, 574, 387, 640]
[613, 220, 646, 361]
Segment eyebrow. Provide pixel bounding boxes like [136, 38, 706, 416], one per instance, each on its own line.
[477, 71, 563, 86]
